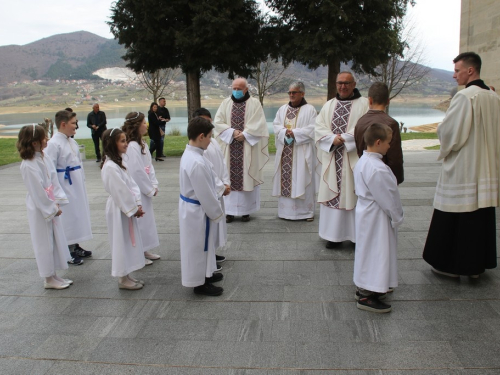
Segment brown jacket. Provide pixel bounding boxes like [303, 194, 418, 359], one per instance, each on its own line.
[354, 110, 404, 184]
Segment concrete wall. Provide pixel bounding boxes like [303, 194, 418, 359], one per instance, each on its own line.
[460, 0, 500, 90]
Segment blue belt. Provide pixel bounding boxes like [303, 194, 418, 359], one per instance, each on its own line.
[180, 194, 209, 252]
[56, 166, 81, 185]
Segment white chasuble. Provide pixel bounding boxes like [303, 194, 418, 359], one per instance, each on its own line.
[101, 160, 145, 277]
[315, 96, 369, 241]
[204, 138, 229, 249]
[179, 145, 224, 287]
[272, 102, 318, 220]
[45, 133, 92, 244]
[353, 152, 404, 292]
[214, 96, 269, 216]
[125, 141, 160, 252]
[21, 153, 70, 277]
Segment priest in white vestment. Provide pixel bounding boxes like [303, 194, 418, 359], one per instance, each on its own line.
[315, 72, 369, 248]
[272, 81, 318, 220]
[423, 52, 500, 277]
[214, 78, 269, 223]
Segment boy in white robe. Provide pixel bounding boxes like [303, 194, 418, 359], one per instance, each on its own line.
[18, 124, 73, 290]
[45, 110, 93, 265]
[179, 117, 225, 296]
[193, 108, 230, 267]
[353, 123, 404, 313]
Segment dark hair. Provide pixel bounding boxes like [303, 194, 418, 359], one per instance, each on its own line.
[364, 123, 393, 147]
[149, 102, 158, 113]
[192, 108, 212, 119]
[17, 124, 47, 160]
[122, 112, 146, 154]
[101, 128, 126, 170]
[368, 82, 389, 105]
[158, 97, 165, 101]
[187, 117, 214, 140]
[453, 52, 482, 74]
[55, 110, 76, 129]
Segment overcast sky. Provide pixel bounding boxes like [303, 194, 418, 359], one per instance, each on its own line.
[0, 0, 460, 71]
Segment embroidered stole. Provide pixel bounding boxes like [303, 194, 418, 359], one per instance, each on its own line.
[280, 106, 301, 197]
[325, 100, 352, 208]
[229, 101, 246, 191]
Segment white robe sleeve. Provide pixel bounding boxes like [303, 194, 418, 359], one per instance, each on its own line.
[437, 93, 472, 160]
[341, 133, 356, 152]
[189, 163, 224, 223]
[273, 107, 287, 146]
[366, 168, 404, 228]
[293, 110, 316, 145]
[218, 128, 234, 144]
[127, 145, 156, 198]
[318, 135, 335, 153]
[46, 158, 69, 205]
[242, 131, 261, 146]
[21, 162, 59, 221]
[44, 142, 60, 170]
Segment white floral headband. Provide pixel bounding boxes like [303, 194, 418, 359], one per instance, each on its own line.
[110, 128, 119, 136]
[32, 124, 36, 138]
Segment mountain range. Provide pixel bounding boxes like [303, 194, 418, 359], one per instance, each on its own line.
[0, 31, 455, 97]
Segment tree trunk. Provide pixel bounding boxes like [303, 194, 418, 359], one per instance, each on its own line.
[327, 57, 341, 101]
[386, 103, 390, 115]
[186, 69, 201, 121]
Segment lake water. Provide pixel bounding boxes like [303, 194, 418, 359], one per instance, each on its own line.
[0, 102, 445, 139]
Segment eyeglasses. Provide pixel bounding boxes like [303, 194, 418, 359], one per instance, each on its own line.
[288, 91, 302, 95]
[336, 81, 354, 86]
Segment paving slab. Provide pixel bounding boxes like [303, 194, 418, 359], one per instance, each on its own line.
[0, 150, 499, 373]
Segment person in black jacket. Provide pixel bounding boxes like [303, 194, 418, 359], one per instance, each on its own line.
[148, 102, 164, 161]
[156, 97, 171, 157]
[86, 104, 107, 162]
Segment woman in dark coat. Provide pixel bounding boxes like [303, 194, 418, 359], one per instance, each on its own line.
[148, 102, 164, 161]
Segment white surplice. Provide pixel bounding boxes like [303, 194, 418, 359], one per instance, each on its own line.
[353, 152, 404, 293]
[20, 152, 71, 277]
[272, 103, 318, 220]
[179, 145, 224, 287]
[45, 133, 92, 244]
[204, 138, 229, 249]
[214, 96, 269, 216]
[125, 141, 160, 252]
[101, 160, 145, 277]
[315, 96, 369, 242]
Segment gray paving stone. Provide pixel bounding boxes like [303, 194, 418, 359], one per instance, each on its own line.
[0, 358, 54, 375]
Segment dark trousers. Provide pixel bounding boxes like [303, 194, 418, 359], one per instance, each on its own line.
[92, 132, 102, 160]
[149, 136, 162, 158]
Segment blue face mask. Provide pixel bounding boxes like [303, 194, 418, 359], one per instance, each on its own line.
[232, 90, 245, 99]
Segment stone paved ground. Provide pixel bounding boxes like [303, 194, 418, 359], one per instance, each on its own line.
[0, 150, 500, 374]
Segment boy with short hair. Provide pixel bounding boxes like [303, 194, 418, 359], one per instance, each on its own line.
[193, 108, 230, 268]
[354, 82, 404, 184]
[353, 123, 404, 313]
[45, 110, 93, 265]
[179, 117, 225, 296]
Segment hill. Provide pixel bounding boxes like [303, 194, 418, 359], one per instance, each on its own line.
[0, 31, 126, 84]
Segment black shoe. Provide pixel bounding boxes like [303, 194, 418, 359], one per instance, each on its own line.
[325, 241, 341, 249]
[357, 295, 392, 313]
[68, 254, 84, 265]
[155, 158, 164, 161]
[226, 215, 234, 223]
[74, 244, 92, 258]
[355, 290, 387, 301]
[241, 215, 250, 222]
[216, 264, 222, 272]
[216, 254, 226, 263]
[194, 283, 223, 296]
[96, 159, 101, 163]
[206, 273, 223, 283]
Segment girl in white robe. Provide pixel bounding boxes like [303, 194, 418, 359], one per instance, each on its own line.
[123, 112, 160, 265]
[101, 128, 146, 290]
[18, 124, 72, 290]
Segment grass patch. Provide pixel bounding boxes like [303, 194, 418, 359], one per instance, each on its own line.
[425, 145, 440, 150]
[168, 127, 182, 136]
[0, 132, 436, 166]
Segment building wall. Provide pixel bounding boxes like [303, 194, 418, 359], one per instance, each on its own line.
[461, 0, 500, 90]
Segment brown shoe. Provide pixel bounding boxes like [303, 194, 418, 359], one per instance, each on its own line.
[241, 215, 250, 222]
[226, 215, 234, 223]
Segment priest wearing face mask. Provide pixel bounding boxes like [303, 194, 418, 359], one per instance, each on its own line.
[214, 78, 269, 223]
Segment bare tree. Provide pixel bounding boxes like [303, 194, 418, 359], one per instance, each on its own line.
[249, 57, 293, 107]
[370, 17, 430, 113]
[135, 68, 182, 102]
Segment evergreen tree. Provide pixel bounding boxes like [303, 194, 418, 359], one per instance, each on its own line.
[265, 0, 414, 100]
[109, 0, 266, 118]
